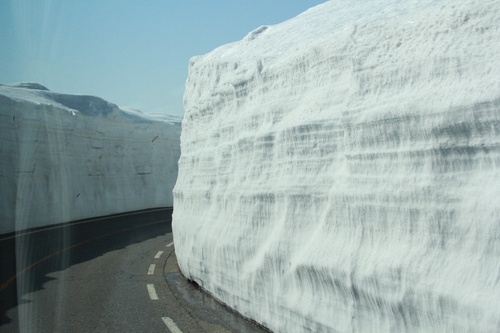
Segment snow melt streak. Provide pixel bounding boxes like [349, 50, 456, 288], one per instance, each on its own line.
[0, 86, 181, 234]
[173, 1, 500, 332]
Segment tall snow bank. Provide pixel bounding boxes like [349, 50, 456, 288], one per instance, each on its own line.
[173, 0, 500, 332]
[0, 83, 181, 235]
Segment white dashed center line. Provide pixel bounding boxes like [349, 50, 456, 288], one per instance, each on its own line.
[150, 244, 182, 332]
[162, 317, 183, 333]
[147, 284, 159, 300]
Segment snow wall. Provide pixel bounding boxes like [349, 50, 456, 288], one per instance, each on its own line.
[173, 0, 500, 332]
[0, 83, 181, 235]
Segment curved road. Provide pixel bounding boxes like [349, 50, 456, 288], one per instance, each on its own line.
[0, 208, 269, 333]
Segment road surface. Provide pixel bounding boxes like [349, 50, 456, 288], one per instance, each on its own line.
[0, 208, 269, 333]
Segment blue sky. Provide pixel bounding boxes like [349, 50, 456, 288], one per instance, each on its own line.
[0, 0, 326, 114]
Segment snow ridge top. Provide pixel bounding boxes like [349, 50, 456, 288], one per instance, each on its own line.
[192, 0, 498, 64]
[0, 83, 181, 123]
[0, 84, 117, 117]
[1, 82, 50, 91]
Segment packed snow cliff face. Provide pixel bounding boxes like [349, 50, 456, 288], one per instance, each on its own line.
[173, 0, 500, 332]
[0, 83, 181, 235]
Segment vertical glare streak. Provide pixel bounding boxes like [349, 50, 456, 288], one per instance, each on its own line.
[9, 0, 66, 81]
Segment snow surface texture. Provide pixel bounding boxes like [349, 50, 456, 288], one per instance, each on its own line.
[0, 83, 181, 235]
[173, 0, 500, 332]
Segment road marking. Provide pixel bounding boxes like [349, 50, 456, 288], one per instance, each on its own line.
[166, 241, 174, 247]
[154, 251, 164, 259]
[147, 284, 159, 300]
[162, 317, 183, 333]
[148, 264, 156, 275]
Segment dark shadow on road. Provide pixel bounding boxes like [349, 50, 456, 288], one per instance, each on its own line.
[0, 208, 172, 327]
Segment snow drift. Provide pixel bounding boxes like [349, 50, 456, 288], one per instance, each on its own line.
[0, 83, 181, 235]
[173, 0, 500, 332]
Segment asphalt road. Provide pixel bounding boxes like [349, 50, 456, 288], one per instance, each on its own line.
[0, 208, 270, 333]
